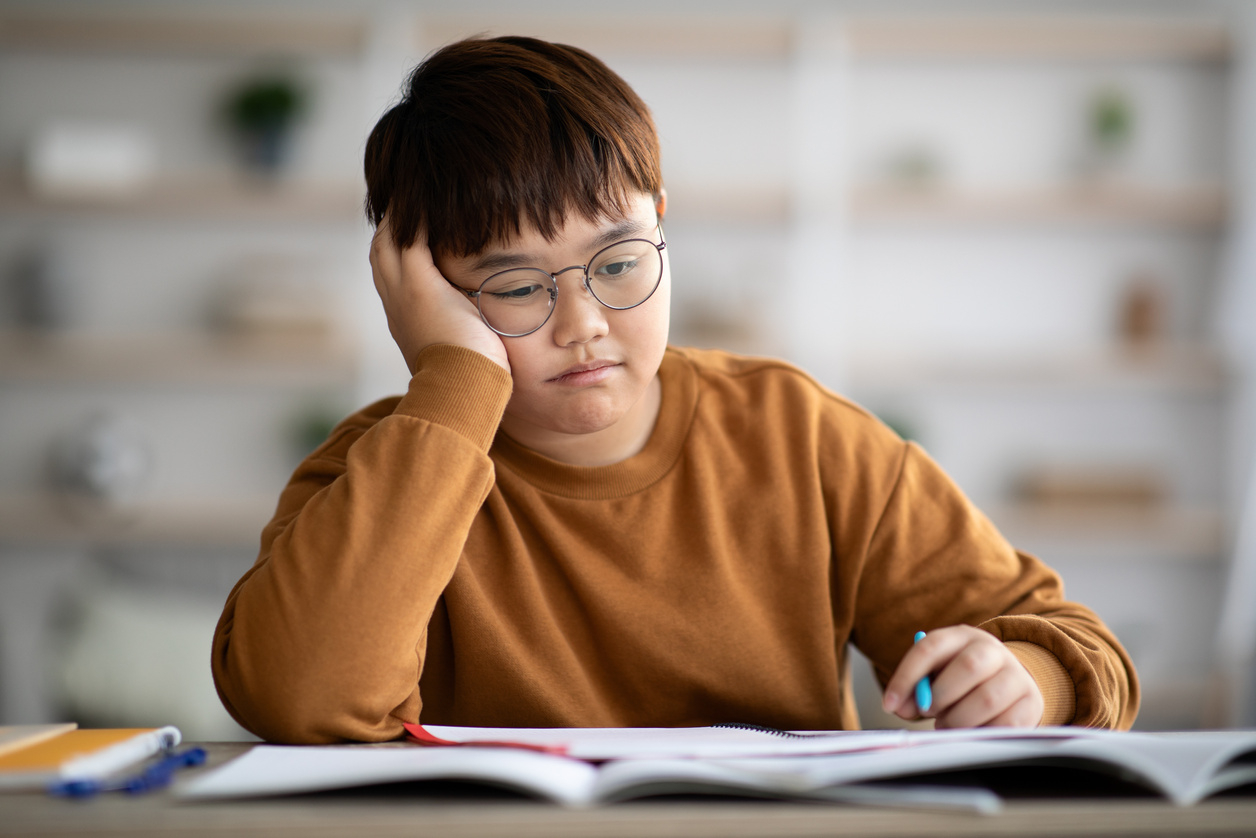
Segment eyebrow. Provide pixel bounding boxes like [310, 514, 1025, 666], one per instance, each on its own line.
[468, 217, 653, 274]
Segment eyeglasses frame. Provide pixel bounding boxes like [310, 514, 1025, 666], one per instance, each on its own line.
[454, 224, 667, 338]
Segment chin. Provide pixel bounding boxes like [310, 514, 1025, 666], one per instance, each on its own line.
[548, 402, 625, 436]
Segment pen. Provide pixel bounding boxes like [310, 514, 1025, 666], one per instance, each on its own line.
[49, 747, 207, 798]
[913, 631, 933, 713]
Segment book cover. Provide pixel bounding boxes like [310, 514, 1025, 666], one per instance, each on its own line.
[0, 726, 181, 791]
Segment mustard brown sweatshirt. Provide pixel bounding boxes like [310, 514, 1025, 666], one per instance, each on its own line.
[212, 345, 1139, 743]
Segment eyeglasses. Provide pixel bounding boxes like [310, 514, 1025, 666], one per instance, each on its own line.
[455, 224, 666, 337]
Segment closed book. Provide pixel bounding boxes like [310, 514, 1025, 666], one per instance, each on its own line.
[0, 726, 181, 791]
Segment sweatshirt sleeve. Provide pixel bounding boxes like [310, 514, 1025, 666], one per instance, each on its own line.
[846, 440, 1139, 730]
[211, 344, 512, 744]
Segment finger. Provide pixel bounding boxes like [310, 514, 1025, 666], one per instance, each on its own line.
[397, 230, 441, 279]
[927, 635, 1006, 715]
[882, 627, 975, 716]
[933, 666, 1034, 729]
[369, 217, 402, 292]
[984, 693, 1044, 728]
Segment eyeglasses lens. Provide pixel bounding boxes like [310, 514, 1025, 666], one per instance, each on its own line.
[476, 238, 662, 336]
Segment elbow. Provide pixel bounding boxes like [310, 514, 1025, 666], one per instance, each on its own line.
[212, 635, 411, 744]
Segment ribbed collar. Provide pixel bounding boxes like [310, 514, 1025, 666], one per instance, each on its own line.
[489, 347, 698, 499]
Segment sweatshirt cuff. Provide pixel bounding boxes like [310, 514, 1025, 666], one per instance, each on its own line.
[1005, 640, 1076, 726]
[393, 344, 512, 452]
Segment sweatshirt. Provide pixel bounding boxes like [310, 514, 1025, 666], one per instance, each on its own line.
[212, 344, 1139, 743]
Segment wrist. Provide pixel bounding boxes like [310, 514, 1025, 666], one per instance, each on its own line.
[1005, 640, 1075, 726]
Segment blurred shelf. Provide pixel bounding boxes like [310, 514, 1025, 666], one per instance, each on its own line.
[0, 492, 272, 548]
[0, 11, 367, 57]
[0, 175, 365, 223]
[665, 183, 791, 226]
[0, 331, 358, 388]
[987, 502, 1225, 564]
[847, 17, 1230, 61]
[422, 15, 792, 59]
[849, 345, 1230, 395]
[849, 184, 1228, 230]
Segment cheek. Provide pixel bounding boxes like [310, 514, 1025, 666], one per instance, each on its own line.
[638, 274, 671, 345]
[500, 338, 544, 379]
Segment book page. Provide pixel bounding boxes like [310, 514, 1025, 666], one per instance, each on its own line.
[1049, 731, 1256, 805]
[420, 724, 907, 759]
[178, 745, 599, 805]
[418, 723, 1095, 761]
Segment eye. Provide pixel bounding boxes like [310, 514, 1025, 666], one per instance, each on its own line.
[489, 283, 545, 302]
[595, 259, 640, 279]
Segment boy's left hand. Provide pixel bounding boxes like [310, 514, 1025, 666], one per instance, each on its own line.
[881, 625, 1044, 728]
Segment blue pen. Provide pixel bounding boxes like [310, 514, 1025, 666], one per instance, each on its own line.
[913, 631, 933, 713]
[49, 747, 207, 798]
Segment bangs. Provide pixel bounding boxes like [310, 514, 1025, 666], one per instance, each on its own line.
[365, 37, 662, 258]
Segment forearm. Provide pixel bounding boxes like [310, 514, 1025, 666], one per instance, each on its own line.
[212, 346, 511, 743]
[851, 442, 1138, 730]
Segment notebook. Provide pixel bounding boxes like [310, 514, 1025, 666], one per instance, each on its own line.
[0, 726, 181, 790]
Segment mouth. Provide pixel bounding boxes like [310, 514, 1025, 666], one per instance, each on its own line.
[548, 360, 619, 385]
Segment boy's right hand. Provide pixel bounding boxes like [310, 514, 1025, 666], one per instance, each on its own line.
[369, 217, 510, 375]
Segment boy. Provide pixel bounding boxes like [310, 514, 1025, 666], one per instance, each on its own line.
[212, 36, 1138, 744]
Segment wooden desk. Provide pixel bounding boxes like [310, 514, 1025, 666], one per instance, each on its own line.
[2, 743, 1255, 838]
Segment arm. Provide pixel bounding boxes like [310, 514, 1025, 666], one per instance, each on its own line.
[848, 442, 1139, 730]
[212, 221, 514, 743]
[211, 346, 511, 743]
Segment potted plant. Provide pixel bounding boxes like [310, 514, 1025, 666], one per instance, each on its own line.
[222, 73, 308, 176]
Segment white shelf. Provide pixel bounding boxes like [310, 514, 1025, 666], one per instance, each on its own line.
[0, 331, 358, 388]
[849, 184, 1228, 231]
[987, 502, 1225, 564]
[666, 184, 791, 225]
[0, 492, 273, 548]
[847, 17, 1230, 61]
[421, 15, 792, 59]
[849, 345, 1229, 396]
[0, 11, 367, 57]
[0, 175, 365, 223]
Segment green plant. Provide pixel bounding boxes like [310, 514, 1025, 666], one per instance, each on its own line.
[1090, 87, 1135, 153]
[224, 75, 307, 134]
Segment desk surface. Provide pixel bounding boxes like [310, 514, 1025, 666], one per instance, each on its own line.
[2, 743, 1256, 838]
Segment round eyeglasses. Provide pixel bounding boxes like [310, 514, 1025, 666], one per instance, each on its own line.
[455, 225, 666, 337]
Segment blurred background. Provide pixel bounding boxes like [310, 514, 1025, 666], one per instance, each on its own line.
[1, 0, 1254, 739]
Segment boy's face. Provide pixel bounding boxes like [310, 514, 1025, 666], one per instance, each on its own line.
[437, 192, 670, 459]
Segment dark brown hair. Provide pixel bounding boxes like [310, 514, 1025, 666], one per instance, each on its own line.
[364, 36, 662, 258]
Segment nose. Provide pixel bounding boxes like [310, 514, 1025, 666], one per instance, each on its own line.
[547, 267, 608, 346]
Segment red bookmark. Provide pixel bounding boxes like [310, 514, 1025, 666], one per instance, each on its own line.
[403, 723, 570, 756]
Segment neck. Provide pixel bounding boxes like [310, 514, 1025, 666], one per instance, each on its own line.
[500, 374, 662, 467]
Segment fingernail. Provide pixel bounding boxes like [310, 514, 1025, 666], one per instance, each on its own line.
[882, 691, 899, 712]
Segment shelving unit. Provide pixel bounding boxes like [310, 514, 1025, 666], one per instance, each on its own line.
[0, 175, 364, 222]
[0, 492, 276, 548]
[987, 503, 1225, 564]
[849, 183, 1228, 230]
[838, 13, 1240, 729]
[0, 10, 367, 56]
[849, 344, 1229, 394]
[0, 6, 377, 736]
[0, 331, 358, 386]
[845, 17, 1231, 61]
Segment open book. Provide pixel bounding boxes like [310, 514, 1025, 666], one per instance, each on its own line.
[179, 724, 1256, 808]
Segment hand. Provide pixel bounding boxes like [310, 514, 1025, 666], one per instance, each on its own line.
[368, 216, 510, 375]
[881, 625, 1044, 728]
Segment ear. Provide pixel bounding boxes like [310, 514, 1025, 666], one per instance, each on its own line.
[654, 187, 668, 220]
